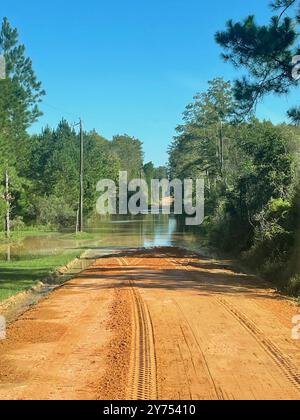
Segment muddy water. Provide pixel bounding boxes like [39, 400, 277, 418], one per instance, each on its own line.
[0, 215, 204, 262]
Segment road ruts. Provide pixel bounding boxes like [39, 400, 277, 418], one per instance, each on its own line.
[0, 247, 299, 400]
[216, 297, 300, 393]
[118, 257, 158, 400]
[164, 252, 300, 399]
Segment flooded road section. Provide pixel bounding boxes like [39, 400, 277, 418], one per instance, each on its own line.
[0, 215, 204, 262]
[0, 215, 205, 322]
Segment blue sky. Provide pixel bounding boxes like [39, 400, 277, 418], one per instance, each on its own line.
[2, 0, 299, 165]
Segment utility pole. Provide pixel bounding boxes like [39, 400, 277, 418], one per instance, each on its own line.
[5, 170, 10, 239]
[79, 118, 84, 232]
[73, 118, 84, 233]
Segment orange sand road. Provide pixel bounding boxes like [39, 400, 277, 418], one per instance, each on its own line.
[0, 247, 299, 400]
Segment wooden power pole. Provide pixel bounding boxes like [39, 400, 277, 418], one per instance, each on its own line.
[5, 170, 10, 239]
[79, 119, 84, 232]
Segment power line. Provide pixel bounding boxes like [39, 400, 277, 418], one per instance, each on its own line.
[42, 100, 81, 121]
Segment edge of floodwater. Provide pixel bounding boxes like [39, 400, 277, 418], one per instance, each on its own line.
[1, 243, 299, 326]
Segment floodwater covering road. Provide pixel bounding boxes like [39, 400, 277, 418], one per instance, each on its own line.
[0, 215, 200, 262]
[0, 246, 299, 400]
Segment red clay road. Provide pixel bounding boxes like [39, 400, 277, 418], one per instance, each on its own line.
[0, 247, 299, 400]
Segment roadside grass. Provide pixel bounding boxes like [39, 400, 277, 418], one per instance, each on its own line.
[0, 227, 105, 303]
[0, 250, 80, 302]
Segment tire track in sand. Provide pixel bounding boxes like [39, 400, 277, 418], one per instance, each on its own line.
[167, 254, 300, 397]
[118, 257, 158, 400]
[216, 297, 300, 394]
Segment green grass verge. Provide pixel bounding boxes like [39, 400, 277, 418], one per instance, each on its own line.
[0, 227, 104, 302]
[0, 250, 80, 302]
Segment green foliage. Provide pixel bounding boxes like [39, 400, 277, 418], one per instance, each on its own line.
[11, 215, 25, 231]
[111, 134, 144, 180]
[143, 162, 168, 202]
[169, 78, 300, 297]
[21, 120, 124, 226]
[143, 162, 155, 182]
[181, 78, 236, 126]
[169, 78, 236, 185]
[0, 17, 45, 131]
[34, 195, 76, 228]
[288, 107, 300, 125]
[215, 2, 300, 117]
[153, 166, 168, 179]
[211, 1, 300, 296]
[287, 274, 300, 297]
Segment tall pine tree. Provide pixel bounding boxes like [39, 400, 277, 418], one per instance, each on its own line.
[215, 1, 300, 119]
[0, 17, 45, 233]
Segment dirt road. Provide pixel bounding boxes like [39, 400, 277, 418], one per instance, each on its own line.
[0, 247, 299, 400]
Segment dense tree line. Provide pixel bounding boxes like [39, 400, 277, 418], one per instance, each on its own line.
[169, 79, 300, 295]
[169, 0, 300, 297]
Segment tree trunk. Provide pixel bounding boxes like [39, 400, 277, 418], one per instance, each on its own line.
[219, 120, 224, 176]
